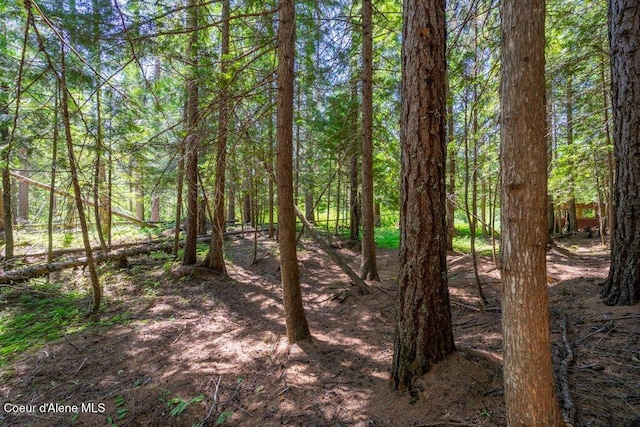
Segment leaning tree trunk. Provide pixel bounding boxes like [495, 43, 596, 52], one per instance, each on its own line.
[602, 0, 640, 306]
[276, 0, 311, 343]
[391, 0, 455, 392]
[500, 0, 564, 424]
[60, 42, 102, 313]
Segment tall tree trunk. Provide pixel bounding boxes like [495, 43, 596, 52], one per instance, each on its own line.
[92, 0, 108, 252]
[334, 162, 341, 235]
[304, 191, 315, 224]
[17, 150, 29, 223]
[391, 0, 455, 391]
[1, 128, 13, 261]
[48, 83, 59, 263]
[602, 0, 640, 306]
[500, 1, 564, 424]
[599, 51, 614, 239]
[465, 97, 486, 306]
[359, 0, 379, 281]
[276, 0, 311, 343]
[566, 74, 578, 233]
[60, 43, 102, 313]
[182, 0, 200, 266]
[349, 77, 360, 241]
[204, 0, 229, 273]
[446, 98, 456, 251]
[173, 144, 185, 257]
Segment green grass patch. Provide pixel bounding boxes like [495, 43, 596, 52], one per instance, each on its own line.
[0, 284, 88, 367]
[375, 227, 400, 249]
[369, 224, 496, 255]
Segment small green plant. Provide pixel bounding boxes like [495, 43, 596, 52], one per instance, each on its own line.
[167, 394, 205, 417]
[479, 408, 491, 417]
[110, 395, 128, 422]
[215, 411, 234, 425]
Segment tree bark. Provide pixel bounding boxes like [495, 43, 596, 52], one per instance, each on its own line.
[391, 0, 455, 391]
[204, 0, 229, 273]
[446, 93, 456, 251]
[276, 0, 311, 343]
[182, 0, 200, 266]
[349, 75, 360, 241]
[500, 0, 564, 424]
[565, 74, 578, 233]
[602, 0, 640, 306]
[60, 42, 102, 313]
[359, 0, 379, 281]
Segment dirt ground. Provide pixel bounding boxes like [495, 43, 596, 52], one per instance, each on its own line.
[1, 232, 639, 426]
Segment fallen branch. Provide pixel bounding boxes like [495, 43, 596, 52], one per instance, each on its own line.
[204, 375, 223, 422]
[560, 316, 576, 427]
[10, 172, 156, 229]
[293, 205, 370, 295]
[64, 334, 82, 352]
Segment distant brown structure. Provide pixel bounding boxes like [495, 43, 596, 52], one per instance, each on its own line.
[558, 202, 605, 231]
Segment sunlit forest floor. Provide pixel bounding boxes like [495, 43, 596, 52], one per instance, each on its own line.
[1, 231, 639, 426]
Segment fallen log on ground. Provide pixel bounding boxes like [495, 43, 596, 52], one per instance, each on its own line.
[0, 237, 208, 285]
[8, 228, 273, 261]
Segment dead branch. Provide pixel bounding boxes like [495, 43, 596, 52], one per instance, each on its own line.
[10, 172, 156, 229]
[64, 334, 82, 352]
[293, 205, 370, 295]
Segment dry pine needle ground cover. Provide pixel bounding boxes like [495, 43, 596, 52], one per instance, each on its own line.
[1, 232, 639, 426]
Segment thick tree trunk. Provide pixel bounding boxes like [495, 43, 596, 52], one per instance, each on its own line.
[276, 0, 311, 343]
[182, 0, 200, 266]
[359, 0, 378, 281]
[602, 0, 640, 306]
[391, 0, 455, 391]
[204, 0, 229, 273]
[500, 1, 564, 424]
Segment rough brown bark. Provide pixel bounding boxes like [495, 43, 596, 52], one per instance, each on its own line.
[602, 0, 640, 306]
[500, 0, 564, 424]
[359, 0, 379, 281]
[391, 0, 455, 392]
[204, 0, 229, 273]
[182, 0, 200, 266]
[276, 0, 311, 343]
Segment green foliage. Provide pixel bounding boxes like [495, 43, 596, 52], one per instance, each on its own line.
[375, 227, 400, 249]
[166, 394, 205, 417]
[215, 410, 234, 425]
